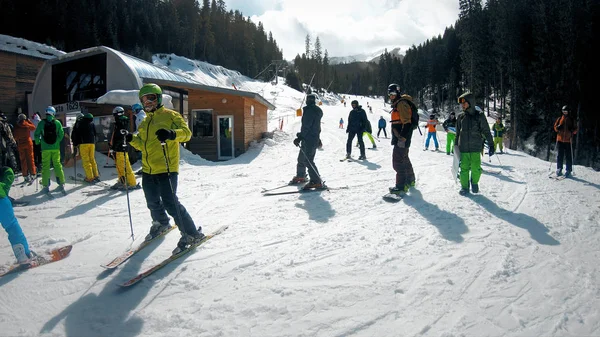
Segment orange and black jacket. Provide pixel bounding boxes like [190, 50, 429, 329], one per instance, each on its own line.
[390, 94, 414, 147]
[554, 116, 577, 143]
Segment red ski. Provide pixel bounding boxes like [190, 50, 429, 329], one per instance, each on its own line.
[0, 245, 73, 277]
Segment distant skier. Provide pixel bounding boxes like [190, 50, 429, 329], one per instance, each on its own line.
[345, 100, 368, 160]
[456, 93, 494, 195]
[71, 112, 100, 183]
[553, 105, 577, 177]
[492, 117, 505, 154]
[34, 106, 66, 194]
[126, 83, 204, 254]
[388, 84, 416, 194]
[377, 116, 387, 138]
[13, 114, 37, 181]
[442, 112, 457, 155]
[0, 166, 34, 264]
[110, 107, 138, 190]
[339, 118, 344, 129]
[356, 119, 376, 149]
[290, 93, 325, 189]
[424, 114, 439, 151]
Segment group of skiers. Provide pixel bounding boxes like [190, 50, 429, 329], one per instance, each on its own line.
[288, 84, 577, 199]
[1, 83, 206, 265]
[0, 82, 580, 265]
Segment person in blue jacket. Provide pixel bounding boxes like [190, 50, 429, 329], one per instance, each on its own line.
[377, 116, 387, 138]
[0, 166, 33, 264]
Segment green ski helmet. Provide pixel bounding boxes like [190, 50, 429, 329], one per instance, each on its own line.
[139, 83, 163, 105]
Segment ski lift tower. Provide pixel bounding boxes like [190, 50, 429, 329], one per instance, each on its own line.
[272, 60, 286, 85]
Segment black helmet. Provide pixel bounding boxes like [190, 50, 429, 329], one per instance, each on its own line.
[306, 94, 316, 105]
[449, 112, 455, 116]
[429, 114, 435, 119]
[388, 84, 400, 96]
[351, 100, 359, 106]
[562, 105, 569, 112]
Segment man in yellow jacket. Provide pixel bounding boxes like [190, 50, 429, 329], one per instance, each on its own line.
[126, 83, 204, 254]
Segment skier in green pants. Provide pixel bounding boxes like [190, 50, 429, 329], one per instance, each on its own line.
[34, 106, 66, 194]
[455, 93, 494, 195]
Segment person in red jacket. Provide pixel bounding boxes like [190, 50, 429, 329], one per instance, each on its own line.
[553, 105, 578, 177]
[13, 114, 37, 181]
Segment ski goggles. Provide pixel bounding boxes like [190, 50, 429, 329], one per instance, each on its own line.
[388, 92, 398, 97]
[141, 94, 158, 103]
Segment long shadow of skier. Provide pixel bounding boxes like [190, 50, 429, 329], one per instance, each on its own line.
[403, 189, 469, 243]
[568, 175, 600, 190]
[40, 236, 193, 337]
[295, 191, 336, 223]
[468, 194, 560, 246]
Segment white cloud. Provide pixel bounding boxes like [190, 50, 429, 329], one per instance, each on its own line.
[224, 0, 459, 60]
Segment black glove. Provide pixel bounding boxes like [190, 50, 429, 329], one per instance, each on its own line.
[557, 124, 564, 130]
[156, 129, 176, 142]
[488, 147, 495, 156]
[125, 133, 133, 142]
[293, 138, 301, 147]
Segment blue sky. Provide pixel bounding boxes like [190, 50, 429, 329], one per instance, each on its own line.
[224, 0, 460, 60]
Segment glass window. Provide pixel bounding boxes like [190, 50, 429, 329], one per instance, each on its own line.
[192, 109, 214, 138]
[52, 53, 107, 104]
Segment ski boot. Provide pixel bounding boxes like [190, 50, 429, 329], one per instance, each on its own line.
[56, 184, 67, 195]
[172, 231, 206, 255]
[556, 169, 563, 177]
[459, 188, 469, 196]
[303, 181, 327, 190]
[358, 155, 367, 160]
[289, 176, 307, 185]
[565, 171, 571, 178]
[145, 221, 172, 241]
[40, 186, 50, 194]
[388, 186, 406, 195]
[471, 183, 479, 193]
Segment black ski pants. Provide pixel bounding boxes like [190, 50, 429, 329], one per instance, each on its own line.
[296, 141, 321, 183]
[556, 141, 573, 173]
[346, 131, 365, 157]
[377, 127, 387, 138]
[142, 172, 200, 235]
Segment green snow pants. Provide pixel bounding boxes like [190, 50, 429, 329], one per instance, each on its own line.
[41, 149, 65, 187]
[446, 133, 456, 154]
[459, 152, 482, 190]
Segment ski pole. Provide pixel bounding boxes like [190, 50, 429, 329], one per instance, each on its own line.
[120, 130, 134, 241]
[74, 146, 77, 181]
[161, 143, 185, 230]
[549, 139, 558, 172]
[298, 145, 327, 190]
[570, 138, 575, 175]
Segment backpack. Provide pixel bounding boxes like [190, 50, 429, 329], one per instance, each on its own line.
[43, 120, 57, 144]
[396, 98, 420, 130]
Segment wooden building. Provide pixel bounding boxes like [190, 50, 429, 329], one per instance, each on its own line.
[0, 35, 64, 121]
[32, 46, 275, 162]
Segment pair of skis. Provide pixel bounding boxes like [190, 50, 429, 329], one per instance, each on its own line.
[261, 182, 348, 196]
[102, 225, 228, 287]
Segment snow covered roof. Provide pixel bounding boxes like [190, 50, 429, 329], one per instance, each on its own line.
[0, 34, 65, 59]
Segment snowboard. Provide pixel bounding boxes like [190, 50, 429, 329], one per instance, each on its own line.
[382, 193, 403, 202]
[0, 245, 73, 277]
[452, 144, 461, 180]
[120, 225, 229, 287]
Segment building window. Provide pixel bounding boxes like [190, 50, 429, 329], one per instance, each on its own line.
[52, 53, 107, 104]
[191, 109, 214, 138]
